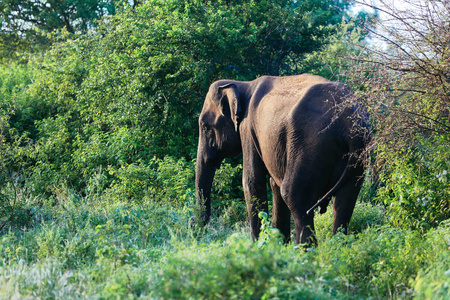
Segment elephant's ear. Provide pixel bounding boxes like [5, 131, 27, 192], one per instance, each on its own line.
[218, 83, 241, 132]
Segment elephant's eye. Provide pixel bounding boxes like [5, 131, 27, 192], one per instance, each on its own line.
[201, 124, 210, 133]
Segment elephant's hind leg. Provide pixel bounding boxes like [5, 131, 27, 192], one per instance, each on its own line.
[280, 177, 319, 246]
[332, 166, 365, 234]
[270, 177, 291, 243]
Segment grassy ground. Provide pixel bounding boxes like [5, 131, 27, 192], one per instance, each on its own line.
[0, 193, 448, 299]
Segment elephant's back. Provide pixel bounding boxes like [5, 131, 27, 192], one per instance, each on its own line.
[253, 75, 328, 117]
[289, 80, 353, 125]
[272, 80, 356, 155]
[252, 75, 350, 136]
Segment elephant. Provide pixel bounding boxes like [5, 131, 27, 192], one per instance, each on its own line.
[195, 74, 370, 245]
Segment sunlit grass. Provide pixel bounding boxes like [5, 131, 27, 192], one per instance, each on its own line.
[0, 191, 448, 299]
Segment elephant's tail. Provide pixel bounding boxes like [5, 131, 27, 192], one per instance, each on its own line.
[306, 158, 350, 216]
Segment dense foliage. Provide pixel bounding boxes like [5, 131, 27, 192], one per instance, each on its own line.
[0, 0, 364, 196]
[0, 0, 118, 60]
[0, 0, 449, 298]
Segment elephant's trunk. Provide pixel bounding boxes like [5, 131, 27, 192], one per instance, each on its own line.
[195, 153, 217, 225]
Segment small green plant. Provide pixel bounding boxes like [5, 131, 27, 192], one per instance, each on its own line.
[212, 161, 244, 211]
[257, 211, 283, 247]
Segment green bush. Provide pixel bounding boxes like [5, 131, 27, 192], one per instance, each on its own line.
[211, 160, 244, 212]
[412, 222, 450, 299]
[0, 63, 37, 137]
[348, 202, 386, 233]
[315, 224, 450, 298]
[151, 235, 328, 300]
[92, 157, 243, 221]
[376, 140, 450, 230]
[315, 201, 386, 241]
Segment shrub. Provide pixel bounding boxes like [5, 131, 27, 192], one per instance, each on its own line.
[150, 235, 329, 300]
[411, 221, 450, 299]
[376, 141, 450, 230]
[315, 201, 386, 241]
[211, 160, 244, 213]
[315, 224, 449, 298]
[348, 201, 385, 233]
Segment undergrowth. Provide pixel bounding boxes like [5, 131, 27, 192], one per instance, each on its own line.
[0, 188, 448, 299]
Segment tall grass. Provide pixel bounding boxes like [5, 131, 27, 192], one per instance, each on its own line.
[0, 187, 448, 299]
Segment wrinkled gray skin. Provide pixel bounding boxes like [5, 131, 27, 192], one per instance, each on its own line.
[196, 74, 370, 245]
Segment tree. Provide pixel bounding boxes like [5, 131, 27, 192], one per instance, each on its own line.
[350, 0, 449, 147]
[1, 0, 370, 195]
[63, 0, 363, 158]
[0, 0, 117, 60]
[346, 0, 450, 229]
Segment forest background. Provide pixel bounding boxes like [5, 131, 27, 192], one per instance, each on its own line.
[0, 0, 449, 298]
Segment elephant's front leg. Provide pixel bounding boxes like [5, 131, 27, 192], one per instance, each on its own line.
[242, 158, 268, 241]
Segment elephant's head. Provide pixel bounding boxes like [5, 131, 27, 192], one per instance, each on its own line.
[195, 82, 243, 224]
